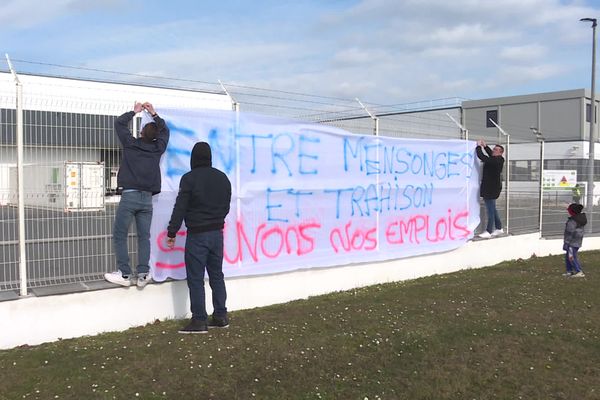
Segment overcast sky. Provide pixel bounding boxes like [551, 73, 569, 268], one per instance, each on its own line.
[1, 0, 599, 105]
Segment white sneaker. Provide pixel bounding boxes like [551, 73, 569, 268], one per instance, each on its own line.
[571, 272, 586, 278]
[137, 273, 152, 288]
[104, 271, 132, 287]
[491, 229, 504, 237]
[562, 272, 573, 277]
[478, 231, 492, 239]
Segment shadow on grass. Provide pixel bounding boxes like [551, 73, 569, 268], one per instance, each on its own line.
[1, 251, 600, 399]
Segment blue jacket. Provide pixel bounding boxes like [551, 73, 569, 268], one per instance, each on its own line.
[115, 111, 169, 195]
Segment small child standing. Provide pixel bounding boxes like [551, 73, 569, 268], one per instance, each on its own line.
[563, 203, 587, 277]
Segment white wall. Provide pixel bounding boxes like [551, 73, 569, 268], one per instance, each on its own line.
[1, 232, 595, 349]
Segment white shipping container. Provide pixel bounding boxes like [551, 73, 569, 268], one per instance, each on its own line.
[9, 162, 105, 212]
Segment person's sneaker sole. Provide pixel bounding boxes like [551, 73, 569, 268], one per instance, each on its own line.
[208, 324, 229, 329]
[104, 273, 131, 287]
[178, 329, 208, 334]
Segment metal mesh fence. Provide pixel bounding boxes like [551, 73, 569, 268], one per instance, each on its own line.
[0, 76, 134, 291]
[0, 60, 574, 295]
[0, 85, 18, 291]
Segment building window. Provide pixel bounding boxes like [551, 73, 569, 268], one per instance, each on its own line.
[510, 160, 531, 181]
[486, 110, 499, 128]
[586, 104, 597, 123]
[546, 160, 562, 170]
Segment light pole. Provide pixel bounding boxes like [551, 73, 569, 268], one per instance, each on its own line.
[531, 127, 545, 237]
[581, 17, 597, 233]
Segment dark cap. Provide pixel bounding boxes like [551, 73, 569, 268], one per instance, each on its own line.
[568, 203, 584, 215]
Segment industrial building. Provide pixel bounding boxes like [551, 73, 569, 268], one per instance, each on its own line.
[463, 89, 600, 202]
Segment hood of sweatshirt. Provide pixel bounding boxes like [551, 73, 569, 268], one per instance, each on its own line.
[572, 212, 587, 227]
[191, 142, 212, 169]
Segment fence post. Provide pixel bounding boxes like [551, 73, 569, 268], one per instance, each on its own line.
[505, 134, 510, 234]
[219, 81, 242, 267]
[355, 98, 380, 249]
[488, 119, 510, 235]
[539, 140, 545, 236]
[5, 55, 27, 296]
[531, 127, 545, 238]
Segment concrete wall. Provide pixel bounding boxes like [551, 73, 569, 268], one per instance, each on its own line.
[501, 102, 539, 139]
[2, 232, 597, 349]
[540, 99, 582, 140]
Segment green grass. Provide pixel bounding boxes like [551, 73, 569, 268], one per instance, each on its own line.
[1, 252, 600, 399]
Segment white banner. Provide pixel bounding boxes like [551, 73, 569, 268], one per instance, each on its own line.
[149, 109, 481, 281]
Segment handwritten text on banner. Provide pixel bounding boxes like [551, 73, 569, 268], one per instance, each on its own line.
[149, 109, 481, 281]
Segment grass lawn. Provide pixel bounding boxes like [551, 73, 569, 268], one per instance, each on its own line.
[1, 251, 600, 399]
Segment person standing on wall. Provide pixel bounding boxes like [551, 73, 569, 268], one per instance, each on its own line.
[166, 142, 232, 334]
[105, 102, 170, 288]
[476, 139, 505, 239]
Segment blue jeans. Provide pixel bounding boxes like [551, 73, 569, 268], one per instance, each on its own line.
[185, 230, 227, 321]
[565, 246, 583, 274]
[112, 191, 153, 276]
[484, 198, 502, 233]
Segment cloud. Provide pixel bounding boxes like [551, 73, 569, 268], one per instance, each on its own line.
[482, 63, 567, 91]
[428, 24, 511, 45]
[500, 44, 548, 62]
[4, 0, 600, 105]
[87, 41, 299, 85]
[330, 48, 393, 67]
[306, 0, 600, 101]
[0, 0, 123, 29]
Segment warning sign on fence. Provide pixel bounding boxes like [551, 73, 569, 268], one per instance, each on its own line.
[542, 170, 577, 189]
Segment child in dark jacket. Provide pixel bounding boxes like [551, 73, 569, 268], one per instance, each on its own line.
[563, 203, 587, 277]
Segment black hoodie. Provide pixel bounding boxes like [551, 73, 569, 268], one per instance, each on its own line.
[167, 142, 232, 238]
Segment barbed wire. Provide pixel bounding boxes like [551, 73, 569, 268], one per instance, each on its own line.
[1, 57, 594, 144]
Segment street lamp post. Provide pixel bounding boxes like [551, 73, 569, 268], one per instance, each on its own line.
[581, 17, 597, 233]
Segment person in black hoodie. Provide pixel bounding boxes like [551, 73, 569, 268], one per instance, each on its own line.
[166, 142, 232, 334]
[563, 203, 587, 277]
[105, 102, 169, 288]
[476, 139, 505, 239]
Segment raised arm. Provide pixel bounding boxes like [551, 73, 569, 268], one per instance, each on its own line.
[143, 102, 170, 153]
[475, 141, 488, 162]
[115, 102, 144, 146]
[475, 139, 495, 162]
